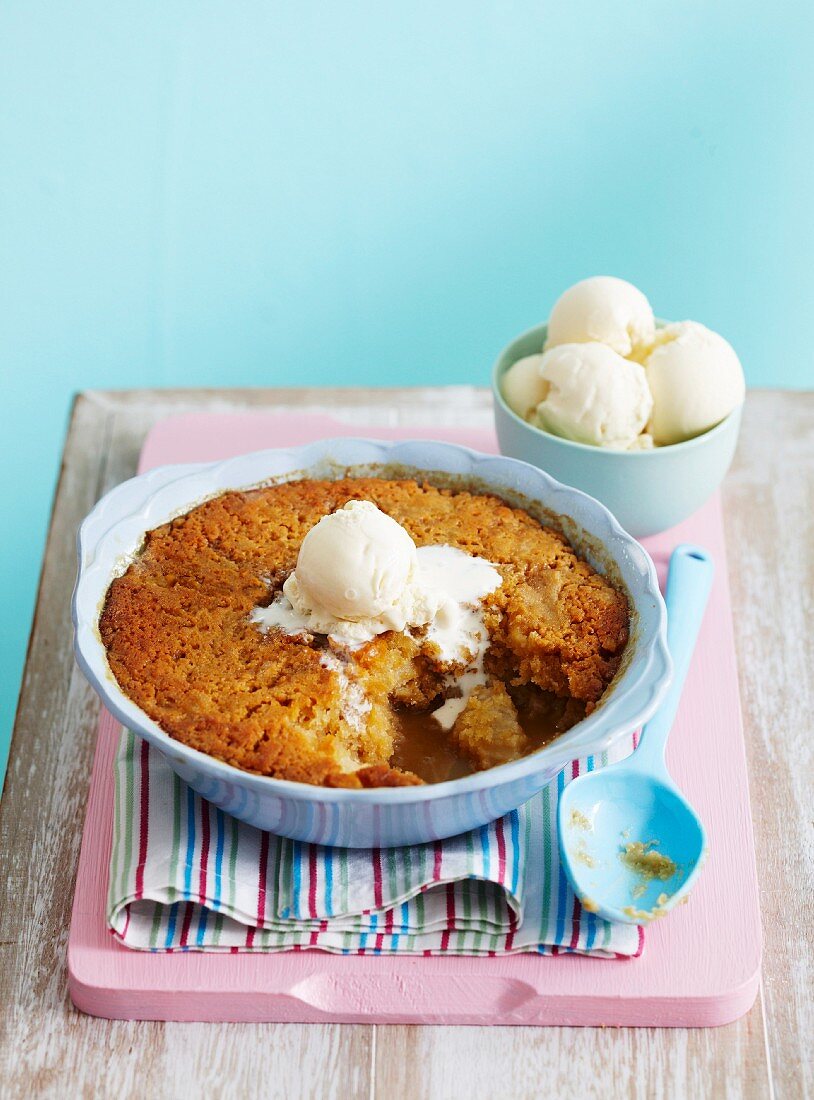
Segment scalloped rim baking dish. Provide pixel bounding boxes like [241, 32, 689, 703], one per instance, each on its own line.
[72, 438, 672, 847]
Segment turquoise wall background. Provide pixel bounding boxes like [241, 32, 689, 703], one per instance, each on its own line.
[1, 1, 812, 782]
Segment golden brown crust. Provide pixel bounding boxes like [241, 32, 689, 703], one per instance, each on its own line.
[100, 478, 628, 786]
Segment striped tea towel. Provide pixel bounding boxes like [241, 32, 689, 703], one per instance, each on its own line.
[108, 729, 643, 957]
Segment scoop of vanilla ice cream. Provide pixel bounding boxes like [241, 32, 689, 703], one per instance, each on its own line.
[534, 343, 653, 448]
[501, 353, 548, 420]
[643, 321, 745, 445]
[252, 501, 502, 660]
[288, 499, 418, 621]
[545, 276, 655, 358]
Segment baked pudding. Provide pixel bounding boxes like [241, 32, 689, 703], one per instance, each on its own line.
[100, 477, 629, 787]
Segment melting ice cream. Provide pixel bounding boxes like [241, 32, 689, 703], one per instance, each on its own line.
[250, 500, 502, 728]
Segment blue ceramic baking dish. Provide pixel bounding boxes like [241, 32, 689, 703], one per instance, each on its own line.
[72, 438, 671, 847]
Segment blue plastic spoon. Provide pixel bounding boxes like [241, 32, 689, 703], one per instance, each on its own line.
[558, 543, 714, 924]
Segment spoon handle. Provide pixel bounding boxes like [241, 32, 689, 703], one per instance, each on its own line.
[634, 544, 714, 771]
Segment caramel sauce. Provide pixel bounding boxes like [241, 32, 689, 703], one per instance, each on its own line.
[390, 689, 586, 784]
[391, 709, 471, 784]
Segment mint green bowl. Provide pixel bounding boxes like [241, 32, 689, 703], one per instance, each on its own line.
[492, 322, 743, 538]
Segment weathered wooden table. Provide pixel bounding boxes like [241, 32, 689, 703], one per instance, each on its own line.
[1, 388, 811, 1099]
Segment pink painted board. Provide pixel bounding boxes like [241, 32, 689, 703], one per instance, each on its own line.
[68, 412, 762, 1026]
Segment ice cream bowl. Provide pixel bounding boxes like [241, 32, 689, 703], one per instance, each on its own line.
[73, 437, 671, 848]
[492, 322, 743, 538]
